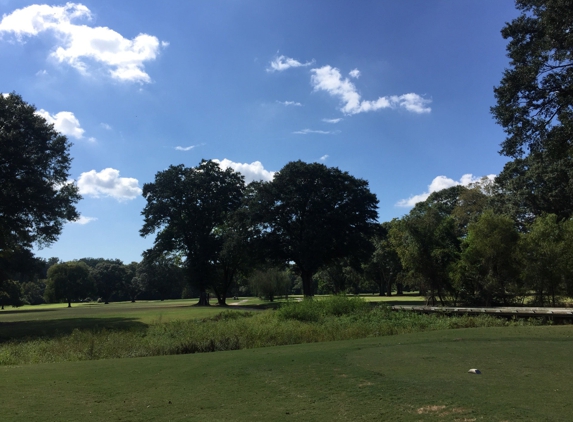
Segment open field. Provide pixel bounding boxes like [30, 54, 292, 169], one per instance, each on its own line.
[1, 325, 571, 421]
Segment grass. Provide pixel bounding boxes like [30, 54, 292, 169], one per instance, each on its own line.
[0, 296, 543, 365]
[1, 325, 572, 421]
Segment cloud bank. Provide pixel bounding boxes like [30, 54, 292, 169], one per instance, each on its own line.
[213, 159, 275, 184]
[78, 168, 142, 201]
[396, 174, 496, 208]
[267, 55, 313, 72]
[0, 3, 165, 83]
[310, 65, 431, 115]
[36, 109, 85, 139]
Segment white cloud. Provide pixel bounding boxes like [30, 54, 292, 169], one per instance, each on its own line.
[320, 155, 329, 161]
[87, 137, 96, 142]
[277, 100, 302, 106]
[396, 174, 496, 208]
[175, 145, 198, 151]
[213, 159, 275, 184]
[36, 69, 47, 76]
[100, 122, 112, 130]
[78, 168, 142, 201]
[267, 54, 313, 72]
[293, 128, 339, 135]
[36, 109, 85, 139]
[0, 3, 165, 83]
[71, 215, 97, 225]
[310, 65, 431, 115]
[322, 118, 342, 124]
[349, 68, 360, 78]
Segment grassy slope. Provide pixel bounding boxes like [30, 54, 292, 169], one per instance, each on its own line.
[2, 325, 572, 421]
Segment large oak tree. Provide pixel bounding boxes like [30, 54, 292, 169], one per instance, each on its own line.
[140, 160, 245, 305]
[250, 161, 378, 297]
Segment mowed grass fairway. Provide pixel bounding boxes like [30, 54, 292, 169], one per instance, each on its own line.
[1, 325, 571, 421]
[0, 299, 253, 341]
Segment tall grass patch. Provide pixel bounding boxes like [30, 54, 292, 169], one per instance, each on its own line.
[0, 296, 544, 365]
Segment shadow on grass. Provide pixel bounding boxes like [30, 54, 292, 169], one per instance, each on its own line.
[0, 308, 60, 315]
[0, 317, 148, 343]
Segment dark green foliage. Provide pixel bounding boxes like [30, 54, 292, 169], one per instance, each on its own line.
[250, 161, 378, 297]
[363, 221, 403, 296]
[390, 202, 460, 305]
[519, 214, 573, 305]
[276, 295, 371, 322]
[91, 261, 127, 304]
[454, 211, 522, 306]
[47, 261, 95, 307]
[138, 253, 183, 301]
[0, 279, 24, 309]
[141, 160, 245, 305]
[492, 0, 573, 219]
[248, 267, 291, 301]
[0, 93, 80, 281]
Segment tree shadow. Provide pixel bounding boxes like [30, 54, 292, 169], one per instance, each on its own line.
[0, 308, 60, 315]
[0, 317, 148, 343]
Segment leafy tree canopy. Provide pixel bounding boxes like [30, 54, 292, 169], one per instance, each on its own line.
[250, 160, 378, 297]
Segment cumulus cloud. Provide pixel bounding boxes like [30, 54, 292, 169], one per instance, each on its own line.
[396, 174, 496, 208]
[100, 122, 112, 130]
[0, 3, 165, 83]
[320, 154, 329, 161]
[213, 159, 275, 184]
[322, 118, 342, 124]
[267, 54, 313, 72]
[310, 65, 431, 115]
[277, 100, 302, 106]
[71, 215, 97, 225]
[293, 128, 339, 135]
[78, 168, 141, 201]
[349, 68, 360, 78]
[35, 109, 85, 139]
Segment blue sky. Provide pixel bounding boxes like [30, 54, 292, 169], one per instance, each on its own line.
[0, 0, 519, 263]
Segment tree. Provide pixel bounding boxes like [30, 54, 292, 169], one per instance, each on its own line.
[123, 261, 143, 302]
[453, 211, 522, 306]
[47, 261, 94, 307]
[250, 161, 378, 297]
[491, 0, 573, 218]
[140, 160, 245, 305]
[0, 93, 80, 298]
[364, 221, 403, 296]
[519, 214, 573, 305]
[248, 267, 291, 301]
[91, 261, 126, 304]
[138, 253, 183, 301]
[390, 202, 460, 305]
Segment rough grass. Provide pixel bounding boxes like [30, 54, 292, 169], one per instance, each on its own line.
[0, 296, 544, 365]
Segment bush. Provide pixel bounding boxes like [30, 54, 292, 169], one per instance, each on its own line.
[277, 295, 370, 322]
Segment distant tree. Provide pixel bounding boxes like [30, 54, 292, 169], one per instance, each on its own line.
[390, 202, 459, 305]
[0, 279, 24, 310]
[519, 214, 573, 306]
[364, 221, 403, 296]
[123, 261, 143, 302]
[0, 93, 80, 294]
[453, 211, 522, 306]
[491, 0, 573, 219]
[138, 253, 183, 301]
[250, 161, 378, 297]
[140, 160, 245, 305]
[92, 261, 126, 304]
[47, 261, 94, 307]
[249, 267, 291, 302]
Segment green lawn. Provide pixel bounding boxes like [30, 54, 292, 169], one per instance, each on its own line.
[0, 299, 247, 341]
[1, 325, 571, 421]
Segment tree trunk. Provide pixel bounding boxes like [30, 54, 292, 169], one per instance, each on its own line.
[196, 291, 210, 306]
[301, 271, 313, 297]
[397, 283, 403, 296]
[67, 298, 71, 308]
[378, 281, 385, 296]
[386, 279, 392, 296]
